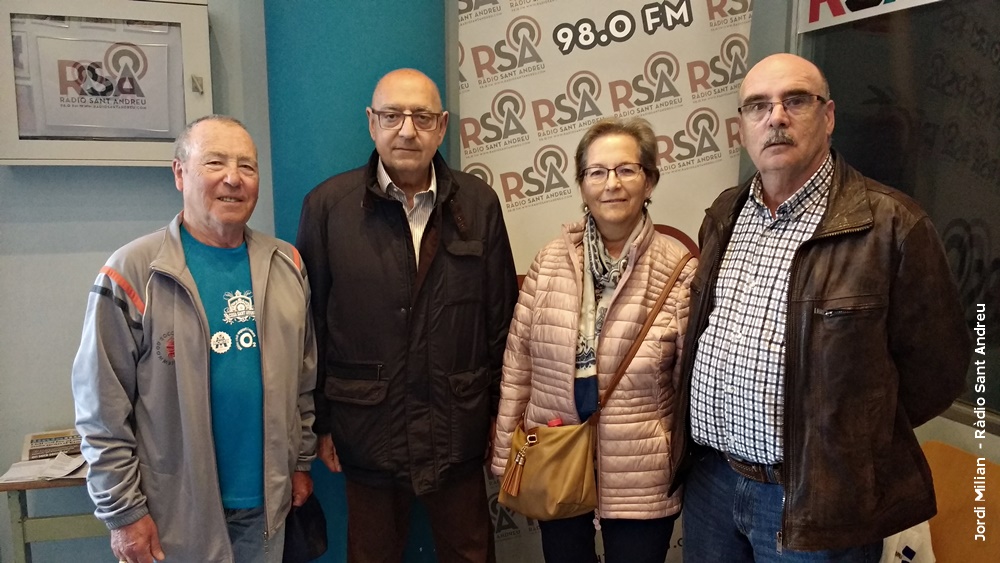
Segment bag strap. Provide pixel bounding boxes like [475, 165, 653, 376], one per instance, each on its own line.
[596, 252, 692, 413]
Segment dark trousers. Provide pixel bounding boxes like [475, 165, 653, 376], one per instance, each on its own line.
[344, 470, 496, 563]
[538, 511, 678, 563]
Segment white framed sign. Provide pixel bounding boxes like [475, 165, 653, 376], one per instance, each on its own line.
[0, 0, 211, 166]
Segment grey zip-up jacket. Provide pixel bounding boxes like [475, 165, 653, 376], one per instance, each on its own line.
[72, 213, 317, 563]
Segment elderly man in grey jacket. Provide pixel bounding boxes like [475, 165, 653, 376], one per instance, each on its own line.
[72, 115, 317, 563]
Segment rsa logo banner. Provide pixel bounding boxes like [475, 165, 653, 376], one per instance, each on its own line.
[609, 51, 686, 118]
[706, 0, 752, 29]
[469, 16, 546, 87]
[458, 0, 505, 24]
[530, 70, 606, 141]
[460, 89, 534, 158]
[458, 42, 471, 94]
[687, 33, 748, 102]
[37, 37, 170, 132]
[798, 0, 942, 33]
[466, 144, 574, 212]
[657, 107, 741, 174]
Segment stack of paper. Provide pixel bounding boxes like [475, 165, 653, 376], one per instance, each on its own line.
[0, 452, 87, 483]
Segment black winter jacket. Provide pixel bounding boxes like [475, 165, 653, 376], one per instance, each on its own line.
[672, 152, 970, 550]
[297, 151, 518, 493]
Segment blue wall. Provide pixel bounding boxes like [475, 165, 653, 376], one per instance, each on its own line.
[265, 0, 447, 242]
[264, 2, 446, 561]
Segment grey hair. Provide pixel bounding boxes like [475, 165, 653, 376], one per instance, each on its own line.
[173, 115, 250, 161]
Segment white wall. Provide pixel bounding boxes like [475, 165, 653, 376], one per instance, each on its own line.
[0, 1, 271, 560]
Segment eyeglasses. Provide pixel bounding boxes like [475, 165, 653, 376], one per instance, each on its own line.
[737, 94, 827, 121]
[580, 163, 645, 185]
[370, 109, 442, 131]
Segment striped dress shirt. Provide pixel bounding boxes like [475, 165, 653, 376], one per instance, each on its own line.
[376, 159, 437, 268]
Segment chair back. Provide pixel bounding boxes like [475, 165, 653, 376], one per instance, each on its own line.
[654, 224, 699, 258]
[922, 440, 998, 560]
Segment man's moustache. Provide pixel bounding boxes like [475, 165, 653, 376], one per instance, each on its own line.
[764, 132, 794, 148]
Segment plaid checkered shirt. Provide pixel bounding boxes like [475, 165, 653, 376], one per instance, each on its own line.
[690, 154, 834, 464]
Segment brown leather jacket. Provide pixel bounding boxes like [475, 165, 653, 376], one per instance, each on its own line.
[672, 152, 970, 551]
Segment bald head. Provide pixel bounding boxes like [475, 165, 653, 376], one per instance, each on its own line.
[737, 53, 835, 203]
[366, 68, 448, 193]
[371, 68, 443, 111]
[740, 53, 830, 104]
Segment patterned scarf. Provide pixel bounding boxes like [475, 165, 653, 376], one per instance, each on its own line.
[574, 212, 644, 420]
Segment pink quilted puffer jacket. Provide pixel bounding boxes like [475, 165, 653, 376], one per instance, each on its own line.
[491, 217, 696, 519]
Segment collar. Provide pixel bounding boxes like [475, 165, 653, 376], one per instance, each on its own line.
[562, 212, 655, 277]
[152, 212, 263, 280]
[714, 150, 874, 238]
[749, 153, 833, 222]
[376, 158, 438, 205]
[362, 150, 456, 209]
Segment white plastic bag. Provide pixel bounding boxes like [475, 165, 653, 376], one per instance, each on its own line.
[881, 521, 935, 563]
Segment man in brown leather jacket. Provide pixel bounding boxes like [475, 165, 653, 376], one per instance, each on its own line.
[673, 53, 970, 561]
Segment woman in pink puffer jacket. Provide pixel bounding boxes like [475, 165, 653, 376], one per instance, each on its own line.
[491, 117, 697, 563]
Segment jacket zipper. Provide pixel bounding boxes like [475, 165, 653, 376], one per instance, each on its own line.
[258, 248, 277, 544]
[154, 242, 286, 559]
[588, 230, 643, 525]
[813, 303, 882, 317]
[777, 491, 784, 554]
[152, 267, 235, 561]
[593, 415, 602, 531]
[260, 285, 270, 548]
[780, 223, 871, 551]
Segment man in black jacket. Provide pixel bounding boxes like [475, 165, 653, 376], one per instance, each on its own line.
[296, 68, 517, 563]
[674, 53, 970, 561]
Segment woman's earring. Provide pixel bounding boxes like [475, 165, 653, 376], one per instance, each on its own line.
[582, 203, 590, 213]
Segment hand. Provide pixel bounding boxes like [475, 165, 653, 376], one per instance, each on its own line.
[291, 471, 313, 506]
[111, 514, 165, 563]
[317, 433, 342, 473]
[484, 416, 497, 466]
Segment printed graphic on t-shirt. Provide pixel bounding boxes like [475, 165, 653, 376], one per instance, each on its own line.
[223, 290, 255, 324]
[235, 327, 257, 350]
[211, 331, 233, 354]
[211, 290, 258, 354]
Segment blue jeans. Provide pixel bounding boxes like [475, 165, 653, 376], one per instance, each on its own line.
[538, 511, 678, 563]
[682, 448, 883, 562]
[225, 506, 285, 563]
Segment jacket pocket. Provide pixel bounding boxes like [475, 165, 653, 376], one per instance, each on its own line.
[324, 361, 391, 470]
[805, 296, 889, 519]
[811, 296, 890, 378]
[443, 239, 484, 305]
[447, 367, 491, 464]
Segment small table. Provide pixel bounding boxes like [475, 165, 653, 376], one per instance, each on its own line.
[0, 477, 108, 563]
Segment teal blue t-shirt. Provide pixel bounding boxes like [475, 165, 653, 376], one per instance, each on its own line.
[181, 226, 264, 509]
